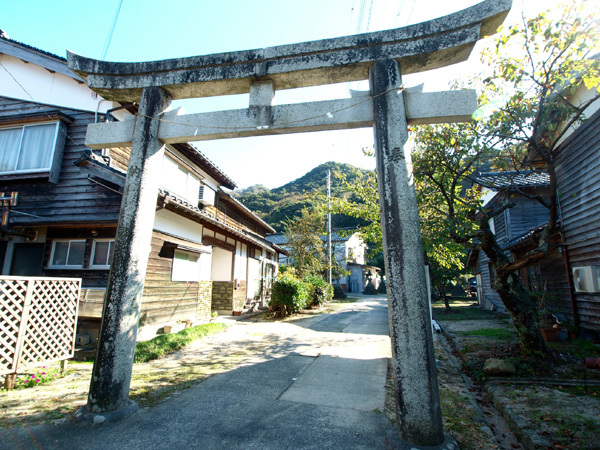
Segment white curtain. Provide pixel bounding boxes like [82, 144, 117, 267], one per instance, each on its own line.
[18, 123, 57, 170]
[0, 128, 22, 172]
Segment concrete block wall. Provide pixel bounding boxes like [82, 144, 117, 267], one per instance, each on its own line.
[212, 281, 234, 312]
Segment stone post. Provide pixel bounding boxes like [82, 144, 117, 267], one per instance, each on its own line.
[369, 59, 456, 449]
[75, 86, 171, 426]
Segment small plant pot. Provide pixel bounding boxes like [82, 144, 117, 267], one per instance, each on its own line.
[541, 328, 560, 341]
[585, 357, 600, 369]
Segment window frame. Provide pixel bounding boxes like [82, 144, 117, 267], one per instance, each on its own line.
[90, 239, 115, 269]
[48, 239, 87, 269]
[172, 249, 202, 282]
[0, 121, 60, 175]
[160, 154, 201, 204]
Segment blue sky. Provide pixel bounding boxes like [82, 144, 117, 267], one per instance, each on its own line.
[1, 0, 562, 189]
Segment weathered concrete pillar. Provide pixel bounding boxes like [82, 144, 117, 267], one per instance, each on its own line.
[370, 59, 456, 449]
[75, 86, 171, 426]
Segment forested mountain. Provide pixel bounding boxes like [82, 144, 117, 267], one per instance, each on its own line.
[235, 161, 371, 232]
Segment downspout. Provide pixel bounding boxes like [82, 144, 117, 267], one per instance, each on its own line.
[556, 190, 578, 327]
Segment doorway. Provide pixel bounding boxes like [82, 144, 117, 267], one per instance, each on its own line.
[10, 243, 45, 276]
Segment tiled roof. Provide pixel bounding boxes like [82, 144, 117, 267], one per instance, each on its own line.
[0, 29, 66, 61]
[266, 234, 287, 245]
[158, 188, 279, 252]
[505, 224, 547, 249]
[474, 171, 550, 189]
[178, 143, 236, 190]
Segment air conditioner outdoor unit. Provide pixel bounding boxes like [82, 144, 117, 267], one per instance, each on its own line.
[572, 266, 600, 293]
[198, 185, 215, 206]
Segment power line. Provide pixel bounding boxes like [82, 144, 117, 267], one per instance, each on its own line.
[101, 0, 124, 61]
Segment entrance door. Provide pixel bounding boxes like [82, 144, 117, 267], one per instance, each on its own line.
[10, 243, 45, 276]
[247, 258, 261, 300]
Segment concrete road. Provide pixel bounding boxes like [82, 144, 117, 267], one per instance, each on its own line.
[2, 295, 394, 450]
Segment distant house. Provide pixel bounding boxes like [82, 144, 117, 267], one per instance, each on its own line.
[467, 84, 600, 334]
[466, 171, 551, 312]
[267, 229, 380, 293]
[0, 32, 283, 342]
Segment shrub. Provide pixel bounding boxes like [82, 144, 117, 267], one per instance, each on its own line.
[270, 273, 310, 316]
[304, 275, 334, 307]
[333, 284, 347, 299]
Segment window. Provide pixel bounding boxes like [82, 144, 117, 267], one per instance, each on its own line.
[90, 240, 115, 268]
[172, 250, 201, 282]
[50, 240, 86, 268]
[160, 155, 200, 203]
[488, 262, 496, 284]
[504, 209, 512, 240]
[0, 122, 60, 174]
[488, 218, 496, 235]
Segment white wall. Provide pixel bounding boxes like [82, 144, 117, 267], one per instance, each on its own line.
[212, 247, 233, 281]
[234, 242, 247, 281]
[0, 54, 115, 114]
[153, 209, 203, 244]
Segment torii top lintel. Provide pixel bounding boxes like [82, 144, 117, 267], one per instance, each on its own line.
[67, 0, 511, 103]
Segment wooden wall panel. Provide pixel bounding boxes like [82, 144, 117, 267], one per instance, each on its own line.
[139, 232, 202, 327]
[0, 98, 122, 225]
[555, 110, 600, 330]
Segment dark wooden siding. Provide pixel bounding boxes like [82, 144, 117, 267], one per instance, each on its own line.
[507, 194, 549, 240]
[474, 252, 504, 311]
[555, 109, 600, 330]
[139, 231, 203, 327]
[493, 212, 507, 247]
[41, 226, 117, 288]
[0, 97, 122, 225]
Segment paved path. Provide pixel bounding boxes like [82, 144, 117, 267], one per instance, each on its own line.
[2, 295, 394, 450]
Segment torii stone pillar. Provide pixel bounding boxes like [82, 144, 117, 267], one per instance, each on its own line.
[75, 86, 171, 425]
[370, 59, 452, 448]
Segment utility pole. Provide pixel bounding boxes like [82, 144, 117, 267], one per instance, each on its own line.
[327, 169, 332, 285]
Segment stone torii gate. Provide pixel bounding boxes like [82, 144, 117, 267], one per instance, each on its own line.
[68, 0, 511, 447]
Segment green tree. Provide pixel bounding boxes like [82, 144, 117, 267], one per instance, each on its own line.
[412, 2, 600, 352]
[331, 155, 466, 310]
[283, 206, 327, 278]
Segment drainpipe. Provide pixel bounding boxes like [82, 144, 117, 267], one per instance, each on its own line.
[557, 191, 578, 327]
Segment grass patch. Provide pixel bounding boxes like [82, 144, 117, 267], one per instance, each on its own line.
[549, 338, 600, 359]
[432, 301, 501, 321]
[440, 388, 493, 448]
[457, 328, 516, 340]
[134, 322, 227, 363]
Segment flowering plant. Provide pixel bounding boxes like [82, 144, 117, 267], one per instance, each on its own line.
[17, 366, 60, 389]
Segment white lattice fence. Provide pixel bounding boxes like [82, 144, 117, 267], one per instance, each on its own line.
[0, 276, 80, 377]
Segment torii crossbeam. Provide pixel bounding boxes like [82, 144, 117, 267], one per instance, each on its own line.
[68, 1, 511, 447]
